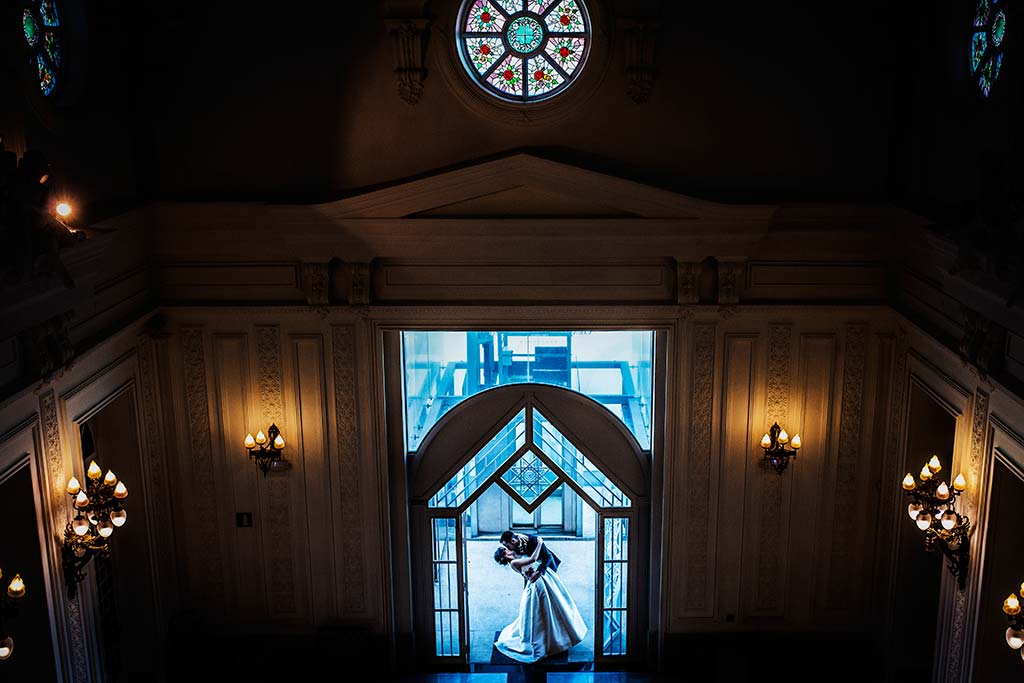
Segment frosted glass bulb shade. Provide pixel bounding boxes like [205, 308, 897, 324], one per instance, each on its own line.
[72, 515, 89, 536]
[255, 431, 267, 445]
[110, 509, 127, 527]
[940, 510, 958, 530]
[936, 482, 950, 500]
[790, 434, 801, 449]
[66, 476, 81, 495]
[915, 512, 932, 531]
[87, 461, 102, 479]
[6, 574, 25, 599]
[97, 520, 113, 538]
[87, 513, 97, 525]
[928, 455, 942, 473]
[902, 474, 916, 490]
[244, 433, 256, 449]
[55, 201, 72, 218]
[74, 491, 89, 508]
[113, 482, 128, 499]
[273, 434, 285, 449]
[1020, 646, 1024, 662]
[760, 434, 771, 448]
[953, 474, 967, 491]
[104, 470, 117, 486]
[0, 636, 12, 660]
[907, 503, 923, 520]
[778, 430, 789, 444]
[919, 466, 932, 480]
[1007, 627, 1024, 650]
[1005, 593, 1022, 615]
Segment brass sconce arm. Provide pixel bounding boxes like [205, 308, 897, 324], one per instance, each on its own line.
[243, 423, 290, 476]
[901, 456, 971, 590]
[759, 422, 801, 475]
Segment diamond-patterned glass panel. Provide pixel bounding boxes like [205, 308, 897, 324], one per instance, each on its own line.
[501, 451, 559, 505]
[533, 411, 630, 508]
[429, 409, 527, 508]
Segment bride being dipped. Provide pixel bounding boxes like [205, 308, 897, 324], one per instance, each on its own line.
[492, 530, 587, 663]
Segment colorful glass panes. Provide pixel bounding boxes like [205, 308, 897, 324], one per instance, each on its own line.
[544, 0, 585, 33]
[507, 16, 544, 53]
[39, 0, 58, 26]
[466, 1, 505, 32]
[457, 0, 590, 102]
[23, 10, 39, 46]
[992, 10, 1006, 46]
[501, 452, 559, 505]
[970, 0, 1006, 98]
[45, 32, 61, 67]
[37, 54, 56, 96]
[466, 37, 504, 74]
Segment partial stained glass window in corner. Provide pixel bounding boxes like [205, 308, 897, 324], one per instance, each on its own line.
[428, 409, 527, 509]
[431, 517, 460, 657]
[602, 517, 629, 656]
[533, 410, 630, 508]
[502, 451, 559, 505]
[970, 0, 1007, 98]
[23, 0, 63, 97]
[23, 10, 39, 46]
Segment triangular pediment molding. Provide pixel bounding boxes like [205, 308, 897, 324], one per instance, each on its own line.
[315, 154, 777, 222]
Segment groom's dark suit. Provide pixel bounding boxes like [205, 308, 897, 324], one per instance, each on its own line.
[523, 533, 561, 575]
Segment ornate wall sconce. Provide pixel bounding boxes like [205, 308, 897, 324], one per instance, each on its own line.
[1003, 581, 1024, 662]
[0, 566, 26, 660]
[900, 455, 971, 589]
[243, 424, 290, 475]
[759, 422, 801, 474]
[61, 460, 128, 600]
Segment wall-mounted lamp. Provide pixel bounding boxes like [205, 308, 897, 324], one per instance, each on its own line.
[0, 566, 26, 661]
[759, 422, 801, 474]
[900, 455, 971, 589]
[243, 424, 290, 475]
[1003, 581, 1024, 662]
[61, 460, 128, 600]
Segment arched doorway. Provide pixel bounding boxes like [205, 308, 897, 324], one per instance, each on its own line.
[408, 384, 650, 664]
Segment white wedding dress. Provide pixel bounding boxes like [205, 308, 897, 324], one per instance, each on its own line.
[494, 561, 588, 663]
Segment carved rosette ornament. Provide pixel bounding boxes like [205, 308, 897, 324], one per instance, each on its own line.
[386, 18, 431, 105]
[620, 18, 660, 104]
[676, 261, 699, 304]
[718, 261, 744, 304]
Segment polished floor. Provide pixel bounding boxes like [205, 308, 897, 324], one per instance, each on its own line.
[390, 673, 660, 683]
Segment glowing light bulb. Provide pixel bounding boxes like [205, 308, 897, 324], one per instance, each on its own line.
[915, 512, 932, 531]
[1005, 593, 1022, 616]
[907, 503, 923, 520]
[66, 476, 81, 495]
[113, 481, 128, 499]
[778, 430, 789, 444]
[936, 482, 950, 500]
[760, 434, 771, 449]
[953, 474, 967, 491]
[940, 510, 958, 530]
[72, 514, 90, 536]
[273, 434, 285, 449]
[87, 461, 102, 480]
[74, 491, 89, 508]
[104, 470, 117, 486]
[1006, 627, 1024, 650]
[110, 508, 127, 527]
[790, 434, 801, 449]
[0, 636, 12, 660]
[55, 202, 72, 218]
[244, 433, 256, 449]
[902, 474, 916, 490]
[6, 574, 25, 599]
[919, 466, 932, 481]
[928, 455, 942, 473]
[97, 520, 113, 538]
[255, 431, 267, 445]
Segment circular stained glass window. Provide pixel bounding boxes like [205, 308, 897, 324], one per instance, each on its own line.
[457, 0, 591, 103]
[21, 0, 63, 97]
[970, 0, 1007, 98]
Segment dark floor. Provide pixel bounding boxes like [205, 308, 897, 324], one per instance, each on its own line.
[389, 672, 661, 683]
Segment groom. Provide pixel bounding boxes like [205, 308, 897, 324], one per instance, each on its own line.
[500, 530, 561, 583]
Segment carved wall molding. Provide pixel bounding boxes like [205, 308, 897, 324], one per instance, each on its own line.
[718, 261, 744, 305]
[332, 326, 365, 613]
[255, 325, 297, 614]
[180, 328, 226, 608]
[39, 391, 89, 682]
[755, 324, 790, 612]
[684, 323, 715, 611]
[301, 262, 330, 306]
[619, 18, 660, 104]
[676, 261, 699, 304]
[958, 306, 1005, 380]
[350, 263, 372, 306]
[827, 324, 867, 610]
[385, 18, 431, 105]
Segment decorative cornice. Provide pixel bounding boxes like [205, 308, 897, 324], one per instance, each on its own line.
[676, 261, 700, 304]
[385, 18, 431, 105]
[619, 18, 660, 104]
[718, 261, 744, 305]
[301, 262, 330, 306]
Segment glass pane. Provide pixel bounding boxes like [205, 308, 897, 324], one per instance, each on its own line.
[402, 331, 653, 452]
[512, 498, 533, 526]
[603, 517, 629, 560]
[501, 451, 559, 505]
[431, 518, 460, 656]
[429, 409, 527, 508]
[539, 483, 564, 527]
[534, 411, 630, 508]
[601, 517, 628, 656]
[602, 610, 626, 656]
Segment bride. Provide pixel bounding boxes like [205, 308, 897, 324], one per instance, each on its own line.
[492, 538, 588, 663]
